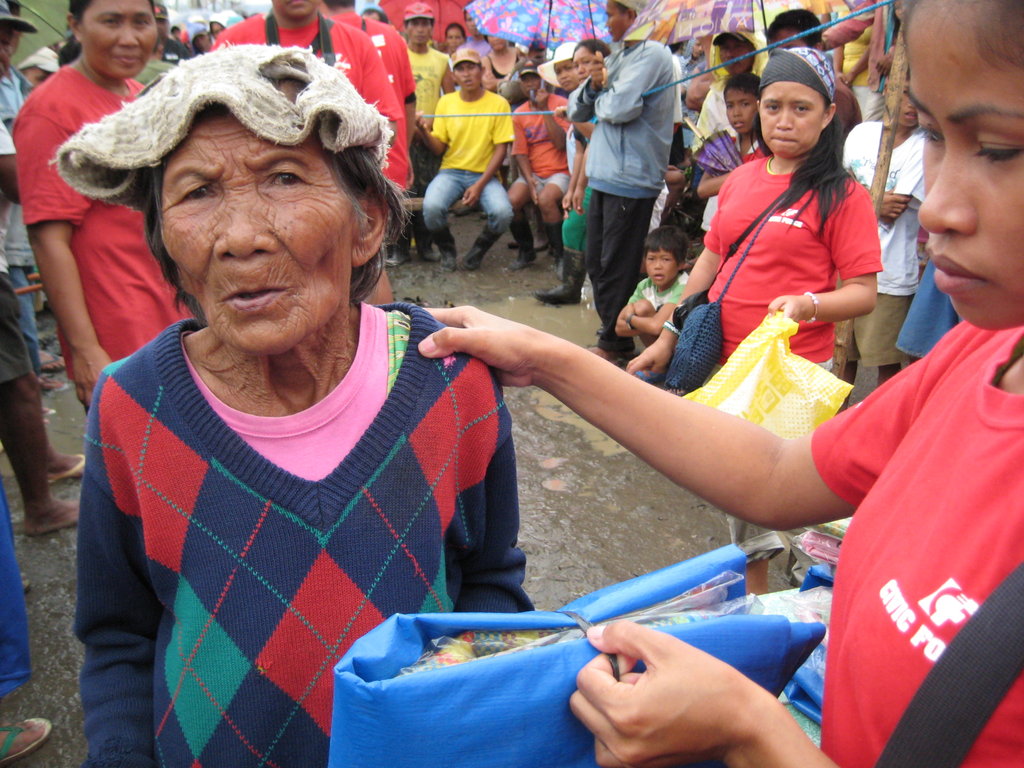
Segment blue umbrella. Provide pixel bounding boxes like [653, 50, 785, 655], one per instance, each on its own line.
[465, 0, 609, 48]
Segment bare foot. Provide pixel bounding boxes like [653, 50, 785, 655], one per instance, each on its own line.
[46, 452, 85, 483]
[23, 498, 79, 536]
[0, 718, 52, 764]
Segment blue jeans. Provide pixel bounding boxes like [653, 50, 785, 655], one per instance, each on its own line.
[422, 169, 513, 235]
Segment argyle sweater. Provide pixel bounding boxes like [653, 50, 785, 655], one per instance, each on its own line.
[75, 305, 531, 768]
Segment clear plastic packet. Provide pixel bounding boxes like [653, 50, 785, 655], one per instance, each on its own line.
[399, 570, 751, 676]
[793, 530, 842, 566]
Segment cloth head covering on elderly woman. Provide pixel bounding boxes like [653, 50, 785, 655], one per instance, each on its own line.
[61, 45, 531, 768]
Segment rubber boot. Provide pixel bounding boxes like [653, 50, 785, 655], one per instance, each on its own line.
[433, 226, 457, 272]
[507, 218, 536, 271]
[462, 228, 502, 271]
[544, 221, 564, 277]
[384, 232, 411, 267]
[412, 212, 439, 262]
[534, 248, 585, 305]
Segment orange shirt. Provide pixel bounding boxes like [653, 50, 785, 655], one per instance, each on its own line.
[511, 94, 570, 179]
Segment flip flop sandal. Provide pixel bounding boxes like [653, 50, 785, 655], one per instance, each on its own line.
[39, 352, 64, 374]
[0, 719, 52, 766]
[47, 454, 85, 484]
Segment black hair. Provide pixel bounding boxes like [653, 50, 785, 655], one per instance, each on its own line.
[723, 72, 759, 99]
[137, 106, 406, 321]
[69, 0, 155, 21]
[905, 0, 1024, 69]
[754, 90, 850, 231]
[444, 22, 465, 37]
[323, 0, 356, 10]
[767, 9, 822, 46]
[575, 38, 612, 59]
[644, 226, 688, 264]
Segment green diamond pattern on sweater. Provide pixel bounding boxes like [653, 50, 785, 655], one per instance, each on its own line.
[164, 579, 250, 757]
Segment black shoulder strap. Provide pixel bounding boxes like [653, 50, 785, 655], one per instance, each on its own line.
[725, 189, 788, 260]
[874, 560, 1024, 768]
[265, 12, 336, 67]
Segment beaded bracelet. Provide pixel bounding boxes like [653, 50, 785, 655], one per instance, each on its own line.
[663, 321, 681, 336]
[803, 291, 820, 323]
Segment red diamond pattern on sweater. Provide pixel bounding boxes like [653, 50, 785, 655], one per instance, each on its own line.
[409, 360, 500, 529]
[98, 378, 208, 573]
[257, 551, 385, 734]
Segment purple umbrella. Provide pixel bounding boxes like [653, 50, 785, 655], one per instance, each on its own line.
[465, 0, 609, 48]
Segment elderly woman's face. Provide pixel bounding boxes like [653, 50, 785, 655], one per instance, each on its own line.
[160, 113, 381, 356]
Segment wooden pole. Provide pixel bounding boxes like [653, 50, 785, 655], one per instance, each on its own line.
[832, 19, 909, 381]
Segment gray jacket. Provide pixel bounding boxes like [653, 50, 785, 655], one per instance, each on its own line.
[569, 41, 675, 198]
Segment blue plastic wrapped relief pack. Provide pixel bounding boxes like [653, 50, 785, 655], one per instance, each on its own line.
[330, 546, 824, 768]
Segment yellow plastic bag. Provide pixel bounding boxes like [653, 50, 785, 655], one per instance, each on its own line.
[684, 313, 853, 438]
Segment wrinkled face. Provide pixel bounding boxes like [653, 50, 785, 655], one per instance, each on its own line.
[453, 60, 482, 90]
[724, 88, 758, 135]
[444, 25, 465, 52]
[160, 114, 381, 356]
[553, 59, 578, 91]
[272, 0, 318, 26]
[405, 17, 432, 46]
[644, 249, 680, 290]
[758, 80, 834, 161]
[69, 0, 156, 84]
[717, 35, 754, 75]
[573, 46, 603, 82]
[604, 1, 634, 42]
[909, 5, 1024, 329]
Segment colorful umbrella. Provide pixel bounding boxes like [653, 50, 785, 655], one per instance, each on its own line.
[464, 0, 609, 49]
[627, 0, 856, 44]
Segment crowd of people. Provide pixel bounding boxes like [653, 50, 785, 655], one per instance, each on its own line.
[0, 0, 1018, 765]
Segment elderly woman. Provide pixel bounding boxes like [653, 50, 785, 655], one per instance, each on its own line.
[58, 46, 531, 768]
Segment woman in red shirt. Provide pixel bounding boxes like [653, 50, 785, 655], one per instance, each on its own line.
[15, 0, 185, 408]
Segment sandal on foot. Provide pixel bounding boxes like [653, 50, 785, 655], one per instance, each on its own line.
[39, 352, 64, 373]
[47, 454, 85, 483]
[0, 719, 52, 766]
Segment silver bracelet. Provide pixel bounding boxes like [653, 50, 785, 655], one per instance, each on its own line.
[803, 291, 820, 323]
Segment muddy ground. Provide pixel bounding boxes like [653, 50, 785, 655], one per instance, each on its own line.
[1, 211, 873, 765]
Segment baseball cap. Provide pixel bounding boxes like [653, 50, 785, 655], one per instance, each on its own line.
[153, 3, 168, 19]
[403, 2, 433, 22]
[451, 47, 482, 67]
[713, 32, 746, 46]
[0, 0, 35, 33]
[18, 46, 58, 73]
[518, 63, 540, 79]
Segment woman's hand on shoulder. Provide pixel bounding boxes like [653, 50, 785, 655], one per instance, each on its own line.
[418, 306, 570, 388]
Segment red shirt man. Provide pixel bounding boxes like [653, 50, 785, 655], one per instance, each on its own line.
[328, 0, 416, 187]
[214, 0, 406, 185]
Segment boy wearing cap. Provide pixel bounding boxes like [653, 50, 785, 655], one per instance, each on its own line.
[415, 47, 514, 271]
[403, 1, 453, 263]
[506, 64, 570, 271]
[568, 0, 675, 362]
